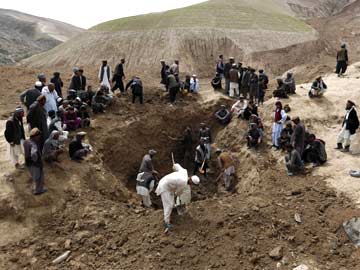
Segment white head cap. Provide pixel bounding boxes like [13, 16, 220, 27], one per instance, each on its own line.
[35, 81, 42, 87]
[191, 175, 200, 185]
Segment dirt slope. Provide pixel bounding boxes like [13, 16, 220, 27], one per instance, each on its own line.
[268, 63, 360, 204]
[22, 0, 317, 77]
[0, 65, 360, 269]
[0, 9, 83, 64]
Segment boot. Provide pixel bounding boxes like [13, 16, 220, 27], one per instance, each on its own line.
[341, 145, 350, 153]
[335, 143, 343, 150]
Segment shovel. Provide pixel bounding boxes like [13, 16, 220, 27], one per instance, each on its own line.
[198, 159, 206, 174]
[171, 152, 175, 165]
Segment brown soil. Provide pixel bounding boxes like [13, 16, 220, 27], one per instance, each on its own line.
[2, 2, 360, 268]
[0, 63, 360, 270]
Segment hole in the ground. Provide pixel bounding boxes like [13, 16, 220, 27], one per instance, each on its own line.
[94, 98, 235, 204]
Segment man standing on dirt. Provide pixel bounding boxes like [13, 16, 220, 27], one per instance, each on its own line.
[20, 81, 42, 111]
[5, 107, 25, 169]
[112, 58, 126, 94]
[69, 67, 82, 91]
[136, 171, 156, 208]
[224, 57, 235, 94]
[216, 55, 224, 78]
[160, 60, 169, 90]
[199, 123, 212, 160]
[41, 83, 58, 113]
[193, 138, 208, 176]
[241, 67, 251, 98]
[258, 69, 268, 105]
[98, 60, 112, 90]
[167, 70, 180, 104]
[50, 72, 64, 98]
[272, 101, 287, 149]
[168, 126, 193, 167]
[24, 128, 47, 195]
[291, 117, 306, 156]
[155, 163, 200, 230]
[27, 95, 49, 146]
[170, 60, 180, 81]
[229, 64, 240, 97]
[139, 149, 159, 175]
[336, 100, 359, 152]
[215, 149, 235, 192]
[336, 44, 349, 77]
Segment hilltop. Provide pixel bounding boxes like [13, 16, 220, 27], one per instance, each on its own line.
[0, 9, 83, 64]
[23, 0, 318, 77]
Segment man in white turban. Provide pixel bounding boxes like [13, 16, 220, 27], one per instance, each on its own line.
[155, 163, 200, 230]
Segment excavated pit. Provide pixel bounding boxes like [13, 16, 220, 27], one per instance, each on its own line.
[88, 91, 235, 203]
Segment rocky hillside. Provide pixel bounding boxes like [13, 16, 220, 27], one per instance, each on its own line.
[23, 0, 317, 77]
[0, 9, 83, 64]
[284, 0, 356, 18]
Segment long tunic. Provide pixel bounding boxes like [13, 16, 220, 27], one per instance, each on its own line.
[155, 164, 189, 223]
[98, 65, 112, 89]
[272, 109, 287, 147]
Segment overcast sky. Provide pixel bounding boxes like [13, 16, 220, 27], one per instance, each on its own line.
[1, 0, 207, 29]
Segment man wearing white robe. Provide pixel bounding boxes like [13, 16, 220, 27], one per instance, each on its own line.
[98, 60, 112, 90]
[272, 101, 287, 148]
[155, 163, 200, 229]
[41, 83, 58, 113]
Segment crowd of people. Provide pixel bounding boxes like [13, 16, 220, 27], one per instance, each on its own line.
[3, 44, 359, 231]
[160, 60, 200, 105]
[212, 55, 269, 104]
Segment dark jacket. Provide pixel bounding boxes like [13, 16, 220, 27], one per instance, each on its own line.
[343, 107, 359, 135]
[50, 76, 64, 97]
[229, 68, 239, 83]
[216, 61, 224, 74]
[248, 128, 261, 141]
[311, 80, 327, 90]
[20, 88, 41, 109]
[199, 127, 212, 143]
[24, 139, 42, 168]
[69, 138, 84, 158]
[224, 63, 232, 79]
[26, 101, 49, 139]
[114, 63, 125, 79]
[242, 71, 251, 87]
[337, 49, 348, 62]
[259, 73, 269, 89]
[126, 78, 143, 95]
[80, 75, 87, 90]
[69, 76, 82, 91]
[291, 122, 306, 154]
[5, 115, 25, 145]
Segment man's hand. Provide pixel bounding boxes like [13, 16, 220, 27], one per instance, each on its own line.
[152, 170, 159, 175]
